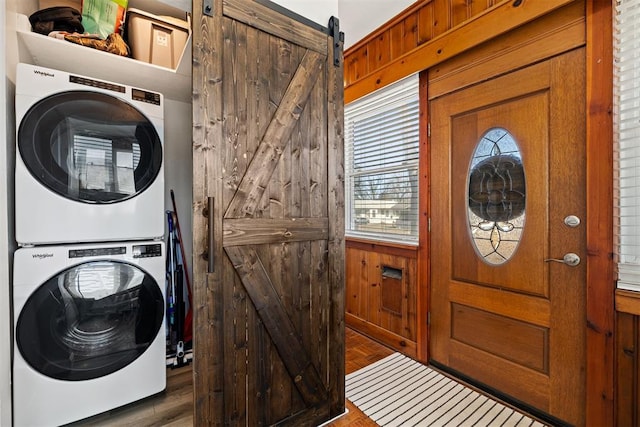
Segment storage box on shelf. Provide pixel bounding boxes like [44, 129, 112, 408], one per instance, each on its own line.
[15, 1, 191, 102]
[126, 8, 190, 70]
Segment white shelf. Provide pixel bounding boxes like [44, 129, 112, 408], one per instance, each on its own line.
[130, 0, 191, 16]
[16, 13, 192, 103]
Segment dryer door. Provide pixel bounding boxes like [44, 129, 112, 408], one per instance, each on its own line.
[16, 260, 164, 381]
[18, 91, 162, 204]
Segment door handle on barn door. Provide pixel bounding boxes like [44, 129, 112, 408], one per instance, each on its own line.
[544, 253, 581, 266]
[208, 197, 215, 273]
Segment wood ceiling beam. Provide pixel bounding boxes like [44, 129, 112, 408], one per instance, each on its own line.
[345, 0, 576, 104]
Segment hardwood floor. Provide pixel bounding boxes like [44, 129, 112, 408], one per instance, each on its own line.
[327, 328, 395, 427]
[69, 364, 194, 427]
[70, 328, 393, 426]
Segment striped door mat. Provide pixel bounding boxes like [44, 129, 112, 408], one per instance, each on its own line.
[346, 352, 548, 427]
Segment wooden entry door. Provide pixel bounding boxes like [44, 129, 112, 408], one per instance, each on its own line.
[430, 48, 586, 426]
[191, 0, 345, 425]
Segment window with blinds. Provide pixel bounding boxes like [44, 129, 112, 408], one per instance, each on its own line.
[615, 0, 640, 290]
[344, 74, 419, 244]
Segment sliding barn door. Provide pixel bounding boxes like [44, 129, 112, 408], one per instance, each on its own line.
[192, 0, 345, 425]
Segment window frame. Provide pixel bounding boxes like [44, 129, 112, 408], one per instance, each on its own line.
[615, 0, 640, 290]
[344, 74, 420, 245]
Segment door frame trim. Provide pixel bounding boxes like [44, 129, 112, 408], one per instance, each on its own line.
[585, 2, 615, 425]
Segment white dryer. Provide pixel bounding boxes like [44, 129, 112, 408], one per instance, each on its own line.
[15, 63, 165, 245]
[13, 241, 166, 426]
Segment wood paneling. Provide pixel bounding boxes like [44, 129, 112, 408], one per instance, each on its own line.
[449, 339, 550, 410]
[428, 1, 585, 99]
[449, 281, 550, 328]
[585, 2, 615, 426]
[345, 243, 368, 319]
[343, 0, 575, 103]
[616, 294, 640, 426]
[417, 5, 434, 45]
[345, 240, 417, 357]
[343, 0, 614, 424]
[345, 313, 417, 356]
[451, 304, 549, 373]
[617, 290, 640, 317]
[617, 312, 640, 427]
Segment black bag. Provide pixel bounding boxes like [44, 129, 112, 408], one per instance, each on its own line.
[29, 6, 84, 35]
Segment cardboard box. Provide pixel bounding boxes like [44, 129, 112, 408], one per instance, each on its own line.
[126, 8, 190, 70]
[38, 0, 82, 10]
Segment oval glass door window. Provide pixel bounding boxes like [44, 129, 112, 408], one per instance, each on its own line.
[15, 260, 164, 381]
[467, 128, 526, 265]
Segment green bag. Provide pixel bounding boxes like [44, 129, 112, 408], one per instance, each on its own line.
[81, 0, 128, 39]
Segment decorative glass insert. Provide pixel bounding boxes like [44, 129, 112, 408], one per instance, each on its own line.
[467, 128, 526, 265]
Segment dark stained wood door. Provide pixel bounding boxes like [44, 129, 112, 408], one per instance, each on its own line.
[429, 48, 586, 426]
[191, 1, 345, 425]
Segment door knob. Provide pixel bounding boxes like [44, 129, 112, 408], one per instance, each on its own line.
[544, 253, 581, 266]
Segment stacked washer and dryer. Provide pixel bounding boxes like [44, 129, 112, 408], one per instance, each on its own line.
[13, 63, 167, 426]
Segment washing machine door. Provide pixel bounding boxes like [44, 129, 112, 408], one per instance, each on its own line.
[18, 90, 162, 204]
[16, 261, 164, 381]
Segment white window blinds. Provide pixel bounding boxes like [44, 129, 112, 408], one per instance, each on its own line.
[344, 74, 419, 244]
[615, 0, 640, 289]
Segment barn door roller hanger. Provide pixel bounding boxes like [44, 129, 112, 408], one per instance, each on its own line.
[203, 0, 213, 16]
[329, 16, 344, 67]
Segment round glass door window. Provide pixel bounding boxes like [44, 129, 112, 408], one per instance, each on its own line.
[18, 91, 162, 204]
[16, 261, 164, 381]
[467, 128, 526, 265]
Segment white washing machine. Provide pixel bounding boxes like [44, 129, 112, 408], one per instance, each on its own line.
[12, 241, 166, 426]
[15, 63, 165, 246]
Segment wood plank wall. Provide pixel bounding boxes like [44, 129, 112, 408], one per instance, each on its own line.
[616, 292, 640, 427]
[343, 0, 615, 425]
[345, 239, 418, 358]
[344, 0, 496, 88]
[617, 310, 640, 427]
[343, 0, 575, 104]
[344, 0, 498, 94]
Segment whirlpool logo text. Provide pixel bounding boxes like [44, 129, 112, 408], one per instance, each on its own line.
[31, 253, 53, 259]
[33, 70, 54, 78]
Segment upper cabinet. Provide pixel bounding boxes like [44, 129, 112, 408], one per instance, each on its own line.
[15, 0, 192, 102]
